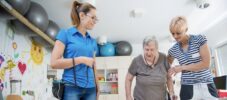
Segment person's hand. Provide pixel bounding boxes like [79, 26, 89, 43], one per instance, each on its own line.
[96, 85, 100, 100]
[168, 65, 182, 76]
[126, 96, 133, 100]
[170, 94, 178, 100]
[79, 57, 95, 67]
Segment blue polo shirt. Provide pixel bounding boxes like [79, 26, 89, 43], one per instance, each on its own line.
[56, 27, 98, 88]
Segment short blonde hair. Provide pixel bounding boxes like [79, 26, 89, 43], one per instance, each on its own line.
[169, 16, 188, 34]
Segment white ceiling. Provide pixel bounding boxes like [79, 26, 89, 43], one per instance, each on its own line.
[34, 0, 227, 44]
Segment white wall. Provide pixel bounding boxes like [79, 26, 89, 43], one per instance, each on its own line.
[205, 17, 227, 48]
[131, 39, 173, 56]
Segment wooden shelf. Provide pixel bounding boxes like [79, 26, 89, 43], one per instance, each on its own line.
[0, 1, 55, 45]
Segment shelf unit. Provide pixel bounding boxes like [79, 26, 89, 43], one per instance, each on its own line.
[97, 69, 118, 94]
[0, 1, 55, 45]
[96, 56, 134, 100]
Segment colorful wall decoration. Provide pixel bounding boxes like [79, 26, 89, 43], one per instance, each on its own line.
[0, 18, 51, 100]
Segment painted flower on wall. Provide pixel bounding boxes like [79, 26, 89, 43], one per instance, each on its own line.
[0, 55, 4, 68]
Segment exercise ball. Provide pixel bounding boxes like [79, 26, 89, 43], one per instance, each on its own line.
[115, 41, 132, 56]
[45, 20, 60, 40]
[100, 43, 115, 56]
[25, 1, 49, 31]
[31, 36, 52, 48]
[0, 0, 31, 20]
[11, 20, 37, 36]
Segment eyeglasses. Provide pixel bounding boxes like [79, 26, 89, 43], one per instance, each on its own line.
[86, 14, 99, 22]
[171, 32, 182, 36]
[171, 29, 188, 36]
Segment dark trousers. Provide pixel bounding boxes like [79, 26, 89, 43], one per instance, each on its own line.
[180, 83, 218, 100]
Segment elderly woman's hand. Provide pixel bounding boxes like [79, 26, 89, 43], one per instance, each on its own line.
[126, 95, 133, 100]
[168, 65, 183, 76]
[171, 94, 178, 100]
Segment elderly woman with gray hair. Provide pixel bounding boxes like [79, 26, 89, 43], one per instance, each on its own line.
[125, 36, 177, 100]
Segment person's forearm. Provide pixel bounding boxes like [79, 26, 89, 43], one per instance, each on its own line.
[51, 57, 83, 69]
[182, 61, 210, 72]
[94, 65, 99, 89]
[125, 79, 132, 98]
[167, 77, 174, 96]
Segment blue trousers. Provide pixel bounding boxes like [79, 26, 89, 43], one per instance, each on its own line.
[63, 84, 96, 100]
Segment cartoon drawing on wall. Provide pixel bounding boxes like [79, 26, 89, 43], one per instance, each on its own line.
[20, 51, 30, 59]
[0, 55, 4, 67]
[6, 23, 15, 40]
[18, 61, 26, 75]
[0, 79, 3, 90]
[0, 60, 16, 81]
[0, 69, 6, 81]
[12, 42, 19, 59]
[28, 41, 44, 65]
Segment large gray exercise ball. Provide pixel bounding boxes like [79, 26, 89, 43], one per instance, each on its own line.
[45, 20, 60, 40]
[25, 1, 49, 31]
[115, 41, 132, 56]
[31, 36, 52, 48]
[10, 1, 49, 36]
[11, 19, 37, 36]
[0, 0, 31, 20]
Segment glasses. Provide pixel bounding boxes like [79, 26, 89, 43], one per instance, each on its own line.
[86, 14, 99, 22]
[171, 32, 181, 36]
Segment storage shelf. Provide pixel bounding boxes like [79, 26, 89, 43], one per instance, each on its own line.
[0, 1, 55, 45]
[97, 69, 118, 95]
[98, 81, 118, 83]
[105, 81, 118, 83]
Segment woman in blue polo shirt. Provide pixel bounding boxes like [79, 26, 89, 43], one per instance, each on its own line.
[167, 16, 218, 99]
[50, 1, 99, 100]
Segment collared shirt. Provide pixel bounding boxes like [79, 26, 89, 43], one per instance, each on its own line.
[56, 27, 98, 88]
[168, 34, 213, 85]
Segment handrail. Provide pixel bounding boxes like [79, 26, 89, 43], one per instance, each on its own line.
[0, 0, 55, 45]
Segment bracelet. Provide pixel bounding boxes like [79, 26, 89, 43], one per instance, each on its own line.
[72, 58, 75, 66]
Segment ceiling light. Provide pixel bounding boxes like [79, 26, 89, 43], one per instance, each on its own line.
[195, 0, 210, 9]
[131, 9, 144, 18]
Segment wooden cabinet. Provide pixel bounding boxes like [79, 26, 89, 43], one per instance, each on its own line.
[98, 69, 118, 95]
[99, 94, 119, 100]
[96, 56, 134, 100]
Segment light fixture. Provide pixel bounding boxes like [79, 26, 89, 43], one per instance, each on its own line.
[195, 0, 210, 9]
[131, 8, 145, 18]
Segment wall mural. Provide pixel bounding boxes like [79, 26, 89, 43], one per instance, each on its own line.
[0, 55, 5, 91]
[0, 55, 4, 67]
[12, 42, 19, 59]
[0, 15, 50, 99]
[0, 79, 4, 90]
[0, 60, 16, 81]
[18, 61, 26, 75]
[29, 41, 44, 65]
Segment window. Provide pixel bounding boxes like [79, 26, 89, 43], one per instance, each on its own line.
[215, 42, 227, 76]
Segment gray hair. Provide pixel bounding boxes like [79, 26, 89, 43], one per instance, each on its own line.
[143, 36, 158, 49]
